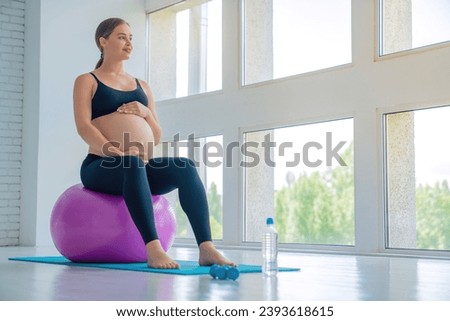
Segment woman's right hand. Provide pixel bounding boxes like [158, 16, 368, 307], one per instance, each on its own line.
[123, 147, 148, 164]
[123, 148, 141, 157]
[100, 142, 122, 157]
[102, 142, 143, 158]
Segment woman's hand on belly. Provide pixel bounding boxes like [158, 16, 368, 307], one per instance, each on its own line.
[117, 101, 161, 144]
[117, 101, 149, 118]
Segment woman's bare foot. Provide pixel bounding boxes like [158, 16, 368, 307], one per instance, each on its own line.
[198, 241, 236, 266]
[146, 240, 180, 269]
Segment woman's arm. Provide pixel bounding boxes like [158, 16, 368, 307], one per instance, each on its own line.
[142, 83, 162, 145]
[73, 73, 123, 156]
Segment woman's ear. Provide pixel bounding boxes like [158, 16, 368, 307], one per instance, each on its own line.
[99, 36, 107, 49]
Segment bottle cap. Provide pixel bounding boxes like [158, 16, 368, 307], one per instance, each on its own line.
[266, 217, 274, 225]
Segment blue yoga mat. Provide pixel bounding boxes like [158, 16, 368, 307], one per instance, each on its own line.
[9, 256, 300, 275]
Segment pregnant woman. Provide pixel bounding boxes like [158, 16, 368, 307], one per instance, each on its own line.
[73, 18, 234, 269]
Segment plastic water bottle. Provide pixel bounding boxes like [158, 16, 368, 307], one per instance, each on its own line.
[262, 217, 278, 276]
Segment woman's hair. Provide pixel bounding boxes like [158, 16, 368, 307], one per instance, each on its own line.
[94, 17, 129, 69]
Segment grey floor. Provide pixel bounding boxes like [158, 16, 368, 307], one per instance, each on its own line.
[1, 245, 449, 301]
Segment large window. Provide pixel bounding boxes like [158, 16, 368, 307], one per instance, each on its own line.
[242, 0, 352, 85]
[148, 0, 222, 101]
[380, 0, 450, 55]
[243, 119, 354, 245]
[145, 1, 450, 258]
[384, 106, 450, 251]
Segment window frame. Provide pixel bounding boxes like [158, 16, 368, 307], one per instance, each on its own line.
[240, 0, 353, 87]
[380, 103, 450, 258]
[146, 0, 224, 102]
[377, 0, 450, 60]
[239, 115, 357, 252]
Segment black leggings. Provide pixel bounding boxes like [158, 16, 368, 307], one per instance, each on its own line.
[80, 154, 212, 245]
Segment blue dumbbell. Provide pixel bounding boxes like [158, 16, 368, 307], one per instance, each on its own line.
[209, 264, 240, 280]
[216, 266, 229, 280]
[226, 266, 240, 280]
[209, 264, 221, 278]
[209, 264, 225, 279]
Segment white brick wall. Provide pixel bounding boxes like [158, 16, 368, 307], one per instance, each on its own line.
[0, 0, 24, 246]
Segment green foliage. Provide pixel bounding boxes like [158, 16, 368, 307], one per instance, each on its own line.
[174, 141, 448, 250]
[275, 142, 354, 245]
[274, 140, 449, 250]
[416, 180, 450, 250]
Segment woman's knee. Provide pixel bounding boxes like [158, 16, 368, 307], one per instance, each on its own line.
[174, 157, 197, 169]
[174, 157, 202, 184]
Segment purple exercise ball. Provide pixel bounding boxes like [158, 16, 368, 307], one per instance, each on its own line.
[50, 184, 176, 263]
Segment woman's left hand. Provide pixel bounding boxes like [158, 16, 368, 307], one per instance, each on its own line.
[117, 101, 149, 118]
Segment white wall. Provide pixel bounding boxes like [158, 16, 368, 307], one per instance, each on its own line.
[0, 0, 25, 246]
[22, 0, 146, 246]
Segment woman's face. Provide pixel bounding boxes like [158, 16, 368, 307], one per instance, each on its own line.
[101, 23, 133, 61]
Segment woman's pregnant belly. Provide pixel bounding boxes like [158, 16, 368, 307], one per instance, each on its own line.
[89, 112, 155, 161]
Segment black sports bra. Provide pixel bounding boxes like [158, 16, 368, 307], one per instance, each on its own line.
[90, 72, 148, 120]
